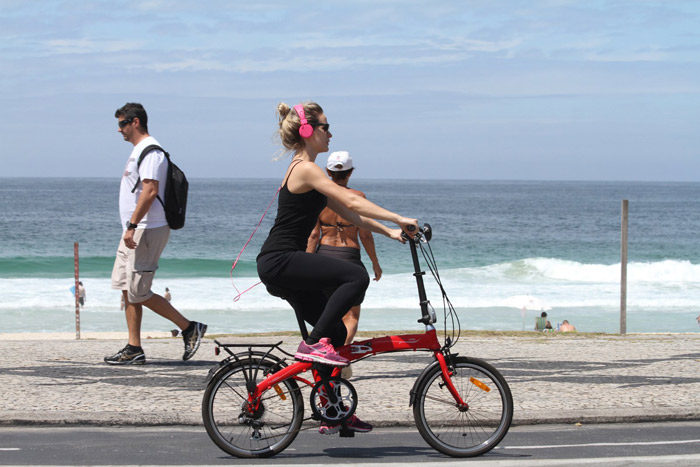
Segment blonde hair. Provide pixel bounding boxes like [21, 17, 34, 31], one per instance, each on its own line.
[275, 102, 324, 154]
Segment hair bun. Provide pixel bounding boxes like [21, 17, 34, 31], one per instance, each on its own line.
[277, 102, 291, 123]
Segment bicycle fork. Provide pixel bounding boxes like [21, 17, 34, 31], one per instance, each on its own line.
[434, 352, 469, 410]
[409, 350, 468, 410]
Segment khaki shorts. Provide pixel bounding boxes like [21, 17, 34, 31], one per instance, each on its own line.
[111, 225, 170, 304]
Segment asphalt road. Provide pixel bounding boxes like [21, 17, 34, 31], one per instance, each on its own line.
[1, 421, 699, 465]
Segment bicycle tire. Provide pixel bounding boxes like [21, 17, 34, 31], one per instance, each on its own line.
[413, 356, 513, 457]
[202, 358, 304, 458]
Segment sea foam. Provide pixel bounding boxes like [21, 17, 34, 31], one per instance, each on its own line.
[3, 258, 700, 314]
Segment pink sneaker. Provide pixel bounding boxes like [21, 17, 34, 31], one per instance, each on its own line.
[319, 415, 373, 435]
[294, 338, 349, 367]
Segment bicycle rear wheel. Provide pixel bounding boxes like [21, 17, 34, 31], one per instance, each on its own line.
[202, 358, 304, 458]
[413, 356, 513, 457]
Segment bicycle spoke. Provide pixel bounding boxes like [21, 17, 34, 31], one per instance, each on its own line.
[421, 392, 461, 407]
[219, 380, 248, 403]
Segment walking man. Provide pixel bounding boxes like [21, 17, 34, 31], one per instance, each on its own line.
[105, 102, 206, 365]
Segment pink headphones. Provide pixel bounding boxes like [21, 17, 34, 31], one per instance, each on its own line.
[294, 104, 314, 138]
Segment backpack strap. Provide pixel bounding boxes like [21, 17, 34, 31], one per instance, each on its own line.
[130, 144, 169, 209]
[130, 144, 169, 194]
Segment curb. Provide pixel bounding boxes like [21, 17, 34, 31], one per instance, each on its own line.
[2, 409, 699, 427]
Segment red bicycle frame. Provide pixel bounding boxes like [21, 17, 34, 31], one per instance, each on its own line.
[249, 226, 467, 408]
[250, 328, 466, 409]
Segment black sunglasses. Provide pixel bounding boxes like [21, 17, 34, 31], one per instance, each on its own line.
[312, 123, 330, 132]
[118, 117, 134, 129]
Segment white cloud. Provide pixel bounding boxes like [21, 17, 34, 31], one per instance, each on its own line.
[45, 38, 144, 55]
[141, 49, 472, 74]
[583, 49, 669, 63]
[145, 58, 233, 73]
[436, 38, 522, 53]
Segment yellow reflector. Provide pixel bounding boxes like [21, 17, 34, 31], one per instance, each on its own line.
[470, 377, 490, 392]
[273, 384, 286, 400]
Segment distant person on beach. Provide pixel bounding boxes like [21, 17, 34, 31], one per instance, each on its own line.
[559, 319, 576, 332]
[105, 102, 207, 366]
[535, 311, 552, 331]
[306, 151, 383, 353]
[78, 281, 86, 308]
[164, 287, 171, 302]
[256, 101, 417, 434]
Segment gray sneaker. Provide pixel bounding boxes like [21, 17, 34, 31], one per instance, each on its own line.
[182, 322, 207, 360]
[104, 345, 145, 365]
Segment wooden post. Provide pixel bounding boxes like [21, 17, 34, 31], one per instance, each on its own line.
[74, 242, 81, 340]
[620, 200, 628, 335]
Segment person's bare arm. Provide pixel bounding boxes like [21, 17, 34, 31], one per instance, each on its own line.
[325, 198, 403, 241]
[123, 179, 158, 249]
[359, 228, 382, 281]
[289, 162, 418, 237]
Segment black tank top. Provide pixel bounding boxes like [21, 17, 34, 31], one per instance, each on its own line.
[259, 161, 327, 256]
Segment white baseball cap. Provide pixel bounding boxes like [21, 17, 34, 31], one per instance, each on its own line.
[326, 151, 353, 171]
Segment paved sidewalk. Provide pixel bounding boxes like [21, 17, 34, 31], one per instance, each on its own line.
[1, 332, 698, 426]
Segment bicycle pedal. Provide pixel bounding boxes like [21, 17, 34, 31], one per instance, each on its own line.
[339, 427, 355, 438]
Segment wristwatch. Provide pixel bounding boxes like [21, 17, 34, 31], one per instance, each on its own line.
[125, 221, 138, 230]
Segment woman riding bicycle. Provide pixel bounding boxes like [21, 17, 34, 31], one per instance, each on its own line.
[256, 101, 417, 434]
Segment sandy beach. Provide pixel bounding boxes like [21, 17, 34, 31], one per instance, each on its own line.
[1, 331, 698, 427]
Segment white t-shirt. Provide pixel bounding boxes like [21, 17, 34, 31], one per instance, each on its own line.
[119, 136, 168, 230]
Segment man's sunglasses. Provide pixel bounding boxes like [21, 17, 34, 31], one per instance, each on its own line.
[312, 123, 330, 132]
[118, 118, 134, 129]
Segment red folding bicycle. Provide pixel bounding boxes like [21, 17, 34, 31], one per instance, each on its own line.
[202, 224, 513, 458]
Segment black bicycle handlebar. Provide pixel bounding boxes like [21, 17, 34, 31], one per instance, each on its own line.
[402, 223, 432, 242]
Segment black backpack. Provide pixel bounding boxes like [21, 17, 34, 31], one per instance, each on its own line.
[131, 144, 188, 230]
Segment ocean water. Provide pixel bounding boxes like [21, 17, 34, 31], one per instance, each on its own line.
[2, 177, 700, 334]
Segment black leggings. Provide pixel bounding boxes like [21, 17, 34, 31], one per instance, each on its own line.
[257, 250, 370, 347]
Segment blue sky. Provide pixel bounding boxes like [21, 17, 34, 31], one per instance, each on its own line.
[2, 0, 699, 180]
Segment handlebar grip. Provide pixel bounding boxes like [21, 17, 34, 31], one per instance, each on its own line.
[401, 223, 430, 242]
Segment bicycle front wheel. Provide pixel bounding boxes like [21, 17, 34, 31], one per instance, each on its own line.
[202, 358, 304, 458]
[413, 356, 513, 457]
